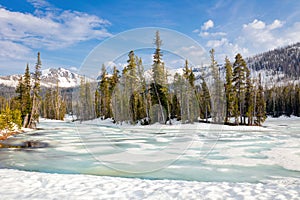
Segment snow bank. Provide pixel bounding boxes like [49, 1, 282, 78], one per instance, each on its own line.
[81, 117, 273, 132]
[0, 124, 34, 140]
[0, 169, 299, 200]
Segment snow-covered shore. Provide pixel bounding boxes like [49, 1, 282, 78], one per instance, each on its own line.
[0, 127, 33, 141]
[79, 117, 274, 132]
[0, 169, 299, 200]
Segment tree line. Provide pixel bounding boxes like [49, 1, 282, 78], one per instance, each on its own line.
[265, 84, 300, 117]
[0, 52, 67, 133]
[77, 31, 268, 126]
[1, 32, 299, 131]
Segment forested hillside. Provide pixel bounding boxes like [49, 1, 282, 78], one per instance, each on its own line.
[247, 42, 300, 78]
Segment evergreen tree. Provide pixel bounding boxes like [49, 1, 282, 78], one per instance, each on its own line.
[209, 49, 223, 123]
[79, 77, 94, 121]
[0, 104, 13, 132]
[181, 59, 198, 123]
[0, 103, 22, 132]
[11, 109, 22, 129]
[173, 72, 184, 121]
[95, 89, 101, 118]
[28, 52, 42, 128]
[255, 73, 266, 125]
[224, 57, 234, 124]
[123, 51, 139, 123]
[109, 66, 120, 94]
[136, 57, 150, 124]
[295, 85, 300, 116]
[152, 31, 165, 86]
[150, 31, 169, 123]
[15, 64, 32, 127]
[98, 64, 111, 119]
[233, 53, 247, 124]
[183, 59, 191, 80]
[233, 90, 239, 125]
[171, 94, 181, 120]
[245, 68, 254, 125]
[200, 77, 211, 122]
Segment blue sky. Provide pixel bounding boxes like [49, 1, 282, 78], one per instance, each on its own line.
[0, 0, 300, 75]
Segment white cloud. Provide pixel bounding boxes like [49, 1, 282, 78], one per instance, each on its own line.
[175, 45, 209, 66]
[195, 17, 299, 63]
[243, 19, 266, 30]
[0, 40, 32, 60]
[240, 19, 288, 52]
[200, 31, 226, 37]
[206, 38, 249, 62]
[206, 38, 228, 48]
[268, 19, 284, 30]
[178, 45, 206, 57]
[196, 19, 226, 39]
[243, 19, 285, 31]
[0, 5, 111, 50]
[27, 0, 51, 9]
[201, 19, 214, 31]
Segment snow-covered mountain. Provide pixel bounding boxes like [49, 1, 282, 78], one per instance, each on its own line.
[40, 68, 84, 88]
[0, 67, 88, 88]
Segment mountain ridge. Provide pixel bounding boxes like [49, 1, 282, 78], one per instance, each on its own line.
[0, 67, 85, 88]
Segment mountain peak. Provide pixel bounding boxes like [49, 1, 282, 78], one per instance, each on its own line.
[0, 67, 85, 88]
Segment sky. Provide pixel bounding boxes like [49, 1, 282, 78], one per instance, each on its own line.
[0, 0, 300, 75]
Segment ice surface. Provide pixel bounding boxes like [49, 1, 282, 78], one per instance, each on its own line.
[0, 117, 300, 198]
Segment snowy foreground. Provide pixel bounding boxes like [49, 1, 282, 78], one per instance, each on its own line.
[0, 168, 299, 200]
[0, 116, 300, 199]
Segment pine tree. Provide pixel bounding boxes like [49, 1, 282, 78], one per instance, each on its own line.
[295, 85, 300, 116]
[109, 66, 120, 94]
[0, 104, 13, 132]
[181, 59, 198, 123]
[98, 64, 111, 119]
[171, 94, 181, 120]
[15, 64, 32, 127]
[52, 81, 66, 120]
[136, 57, 150, 124]
[173, 73, 184, 121]
[183, 59, 191, 80]
[201, 77, 211, 122]
[79, 77, 94, 121]
[224, 57, 234, 124]
[245, 68, 254, 125]
[123, 51, 139, 123]
[152, 31, 165, 86]
[95, 89, 101, 118]
[233, 53, 247, 124]
[255, 73, 266, 125]
[28, 52, 42, 128]
[150, 31, 169, 123]
[210, 49, 223, 123]
[11, 109, 22, 129]
[233, 90, 239, 125]
[43, 89, 53, 119]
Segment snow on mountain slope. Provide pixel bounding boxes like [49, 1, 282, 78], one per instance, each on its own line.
[0, 74, 22, 88]
[40, 68, 84, 88]
[0, 67, 91, 88]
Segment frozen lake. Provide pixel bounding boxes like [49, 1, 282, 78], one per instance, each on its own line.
[0, 117, 299, 183]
